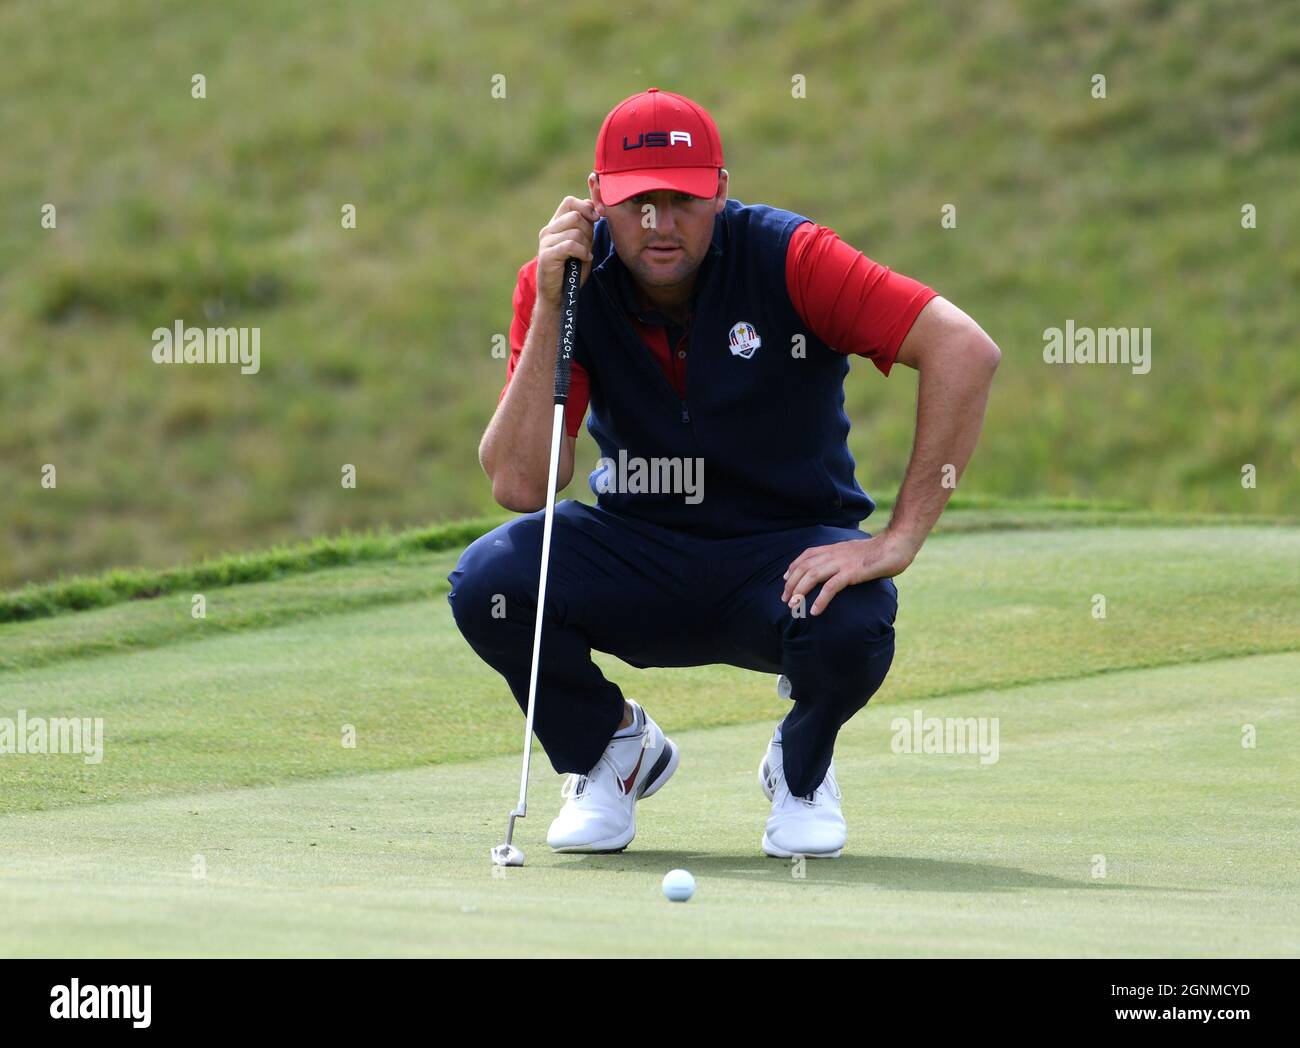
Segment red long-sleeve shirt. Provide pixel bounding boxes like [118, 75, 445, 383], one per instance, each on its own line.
[501, 221, 937, 438]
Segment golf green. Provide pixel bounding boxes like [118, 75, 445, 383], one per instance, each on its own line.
[0, 521, 1296, 956]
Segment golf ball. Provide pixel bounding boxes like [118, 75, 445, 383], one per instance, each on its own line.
[662, 868, 695, 902]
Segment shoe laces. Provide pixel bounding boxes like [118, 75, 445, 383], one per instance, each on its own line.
[802, 767, 841, 806]
[559, 773, 587, 801]
[561, 710, 655, 802]
[776, 764, 839, 807]
[559, 748, 624, 802]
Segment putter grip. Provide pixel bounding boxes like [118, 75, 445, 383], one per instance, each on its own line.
[553, 258, 581, 405]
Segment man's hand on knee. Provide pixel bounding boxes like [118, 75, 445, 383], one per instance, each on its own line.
[782, 533, 916, 617]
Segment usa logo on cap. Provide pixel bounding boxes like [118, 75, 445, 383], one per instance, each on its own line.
[728, 321, 762, 360]
[594, 88, 725, 205]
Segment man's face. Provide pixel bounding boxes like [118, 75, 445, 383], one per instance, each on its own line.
[589, 171, 729, 291]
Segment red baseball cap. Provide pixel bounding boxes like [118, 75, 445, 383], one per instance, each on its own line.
[594, 88, 724, 205]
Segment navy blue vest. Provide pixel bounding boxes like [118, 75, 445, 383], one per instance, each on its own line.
[573, 198, 876, 538]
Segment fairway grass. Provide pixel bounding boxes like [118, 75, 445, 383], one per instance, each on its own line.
[0, 519, 1296, 956]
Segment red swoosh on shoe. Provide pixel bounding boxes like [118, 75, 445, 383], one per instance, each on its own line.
[620, 749, 646, 796]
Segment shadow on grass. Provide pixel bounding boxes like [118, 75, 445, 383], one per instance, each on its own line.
[555, 850, 1209, 894]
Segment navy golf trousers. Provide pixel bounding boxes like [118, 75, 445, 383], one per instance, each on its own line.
[446, 499, 898, 797]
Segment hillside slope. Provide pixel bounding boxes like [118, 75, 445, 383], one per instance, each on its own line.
[1, 0, 1297, 586]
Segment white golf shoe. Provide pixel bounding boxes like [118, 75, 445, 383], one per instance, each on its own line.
[546, 701, 679, 853]
[758, 734, 846, 858]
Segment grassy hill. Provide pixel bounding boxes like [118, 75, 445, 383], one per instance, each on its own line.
[2, 0, 1297, 587]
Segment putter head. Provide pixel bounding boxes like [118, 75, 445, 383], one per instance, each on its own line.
[490, 843, 525, 867]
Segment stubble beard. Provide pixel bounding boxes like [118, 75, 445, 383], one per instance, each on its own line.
[627, 249, 700, 293]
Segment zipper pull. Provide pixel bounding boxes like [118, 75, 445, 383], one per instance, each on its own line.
[680, 402, 690, 423]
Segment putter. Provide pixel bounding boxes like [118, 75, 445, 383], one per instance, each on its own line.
[491, 256, 582, 868]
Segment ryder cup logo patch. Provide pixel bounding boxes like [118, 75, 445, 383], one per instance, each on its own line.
[728, 321, 762, 359]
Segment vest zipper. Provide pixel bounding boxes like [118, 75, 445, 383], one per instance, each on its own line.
[593, 266, 697, 430]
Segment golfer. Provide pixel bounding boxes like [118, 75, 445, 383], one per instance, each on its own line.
[449, 88, 999, 858]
